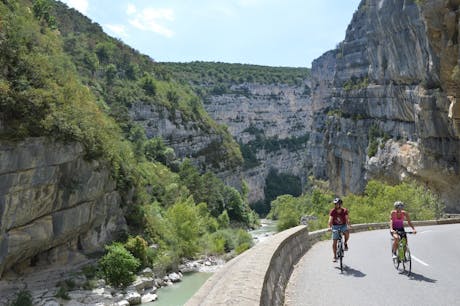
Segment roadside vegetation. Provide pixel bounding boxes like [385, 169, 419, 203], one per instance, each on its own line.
[268, 180, 445, 232]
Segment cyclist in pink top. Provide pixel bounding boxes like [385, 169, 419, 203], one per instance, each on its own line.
[390, 201, 416, 258]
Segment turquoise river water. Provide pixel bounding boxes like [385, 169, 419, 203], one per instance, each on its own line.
[143, 272, 212, 306]
[144, 219, 277, 305]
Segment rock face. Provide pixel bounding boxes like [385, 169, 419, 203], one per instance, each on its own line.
[308, 0, 460, 211]
[203, 82, 312, 203]
[0, 138, 126, 276]
[129, 103, 244, 191]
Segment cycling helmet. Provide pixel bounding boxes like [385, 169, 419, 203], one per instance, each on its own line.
[394, 201, 404, 209]
[333, 197, 342, 205]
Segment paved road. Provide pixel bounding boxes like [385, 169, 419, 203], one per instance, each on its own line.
[285, 224, 460, 306]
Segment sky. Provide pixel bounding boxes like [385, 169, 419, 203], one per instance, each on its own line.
[60, 0, 362, 68]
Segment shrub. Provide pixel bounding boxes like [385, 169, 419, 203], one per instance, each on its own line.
[235, 242, 251, 254]
[9, 290, 32, 306]
[163, 198, 204, 258]
[125, 235, 149, 267]
[99, 243, 140, 288]
[234, 229, 253, 254]
[55, 287, 70, 300]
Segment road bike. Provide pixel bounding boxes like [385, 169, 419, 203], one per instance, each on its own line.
[392, 230, 414, 275]
[333, 229, 345, 272]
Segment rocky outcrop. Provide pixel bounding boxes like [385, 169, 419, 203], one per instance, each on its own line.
[308, 0, 460, 211]
[0, 137, 126, 277]
[203, 83, 311, 203]
[130, 103, 242, 173]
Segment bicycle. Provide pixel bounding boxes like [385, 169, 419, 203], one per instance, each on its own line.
[392, 230, 414, 275]
[332, 229, 345, 272]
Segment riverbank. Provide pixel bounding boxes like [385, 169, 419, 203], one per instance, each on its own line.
[0, 256, 225, 306]
[1, 220, 278, 305]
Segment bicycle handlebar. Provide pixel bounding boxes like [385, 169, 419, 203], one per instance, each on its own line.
[393, 230, 415, 234]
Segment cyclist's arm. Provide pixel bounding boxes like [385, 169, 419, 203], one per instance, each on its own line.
[328, 215, 333, 230]
[345, 212, 351, 228]
[389, 213, 395, 232]
[405, 211, 416, 233]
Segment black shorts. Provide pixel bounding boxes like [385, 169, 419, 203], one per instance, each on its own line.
[390, 229, 406, 238]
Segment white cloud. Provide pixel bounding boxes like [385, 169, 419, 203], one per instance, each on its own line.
[236, 0, 264, 7]
[127, 3, 136, 15]
[62, 0, 89, 14]
[128, 8, 175, 38]
[105, 24, 128, 37]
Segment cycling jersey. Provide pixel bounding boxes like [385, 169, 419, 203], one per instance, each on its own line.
[391, 210, 406, 229]
[329, 207, 348, 225]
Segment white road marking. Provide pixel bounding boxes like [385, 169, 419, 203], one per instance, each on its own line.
[419, 230, 433, 234]
[411, 255, 429, 266]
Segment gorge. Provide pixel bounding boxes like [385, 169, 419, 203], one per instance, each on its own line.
[1, 0, 460, 303]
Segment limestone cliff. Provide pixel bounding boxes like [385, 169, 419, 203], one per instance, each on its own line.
[0, 138, 126, 276]
[203, 82, 312, 203]
[309, 0, 460, 211]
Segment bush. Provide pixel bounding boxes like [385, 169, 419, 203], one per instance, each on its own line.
[9, 290, 33, 306]
[234, 229, 253, 254]
[235, 242, 251, 254]
[99, 243, 140, 288]
[125, 235, 149, 267]
[267, 180, 445, 232]
[55, 286, 70, 300]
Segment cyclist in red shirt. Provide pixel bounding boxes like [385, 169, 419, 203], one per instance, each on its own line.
[328, 197, 351, 262]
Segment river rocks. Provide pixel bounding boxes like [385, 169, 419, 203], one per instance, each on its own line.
[141, 292, 158, 303]
[124, 291, 141, 305]
[168, 272, 182, 283]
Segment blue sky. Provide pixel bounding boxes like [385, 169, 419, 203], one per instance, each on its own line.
[60, 0, 362, 67]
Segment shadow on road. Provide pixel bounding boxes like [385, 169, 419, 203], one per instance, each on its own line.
[335, 265, 366, 277]
[408, 271, 437, 283]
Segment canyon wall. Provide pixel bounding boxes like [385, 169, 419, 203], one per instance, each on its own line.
[203, 82, 312, 203]
[0, 138, 126, 276]
[308, 0, 460, 211]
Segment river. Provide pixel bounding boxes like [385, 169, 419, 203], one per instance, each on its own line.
[144, 272, 212, 306]
[145, 219, 277, 305]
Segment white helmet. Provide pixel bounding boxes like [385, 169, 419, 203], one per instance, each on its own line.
[394, 201, 404, 209]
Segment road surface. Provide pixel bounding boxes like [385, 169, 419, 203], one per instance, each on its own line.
[285, 224, 460, 306]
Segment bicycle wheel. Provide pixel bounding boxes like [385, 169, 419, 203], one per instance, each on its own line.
[337, 242, 344, 272]
[403, 248, 412, 275]
[392, 256, 400, 270]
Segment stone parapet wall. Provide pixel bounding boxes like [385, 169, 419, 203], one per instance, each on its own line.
[186, 225, 309, 306]
[187, 218, 460, 306]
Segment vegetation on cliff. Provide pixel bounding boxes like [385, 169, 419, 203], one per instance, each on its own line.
[0, 0, 257, 282]
[158, 61, 310, 90]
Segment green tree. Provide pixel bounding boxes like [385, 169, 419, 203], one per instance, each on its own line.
[141, 74, 157, 96]
[33, 0, 57, 28]
[217, 210, 230, 229]
[164, 198, 203, 258]
[124, 235, 149, 267]
[128, 124, 147, 161]
[95, 41, 115, 64]
[99, 243, 140, 288]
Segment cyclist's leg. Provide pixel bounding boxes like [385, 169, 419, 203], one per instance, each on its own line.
[332, 239, 338, 261]
[343, 225, 350, 249]
[331, 225, 340, 260]
[391, 231, 400, 254]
